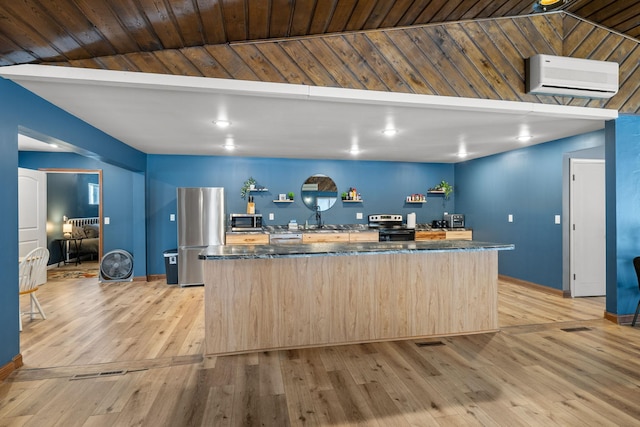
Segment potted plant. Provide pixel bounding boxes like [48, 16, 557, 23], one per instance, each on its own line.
[287, 191, 295, 201]
[341, 191, 348, 200]
[240, 177, 256, 199]
[431, 180, 453, 199]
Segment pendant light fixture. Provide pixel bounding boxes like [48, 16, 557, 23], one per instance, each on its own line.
[533, 0, 566, 12]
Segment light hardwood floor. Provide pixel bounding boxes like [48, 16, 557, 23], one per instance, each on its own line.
[4, 269, 640, 426]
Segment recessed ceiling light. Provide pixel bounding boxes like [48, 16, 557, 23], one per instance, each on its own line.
[214, 120, 231, 128]
[382, 128, 398, 136]
[350, 146, 360, 155]
[517, 135, 532, 142]
[223, 144, 235, 151]
[457, 151, 468, 158]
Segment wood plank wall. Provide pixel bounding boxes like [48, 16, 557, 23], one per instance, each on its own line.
[563, 15, 640, 111]
[50, 13, 640, 114]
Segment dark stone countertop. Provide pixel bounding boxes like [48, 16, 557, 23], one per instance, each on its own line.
[200, 240, 513, 260]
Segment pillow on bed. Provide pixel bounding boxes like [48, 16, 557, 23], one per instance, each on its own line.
[83, 224, 99, 238]
[72, 225, 87, 239]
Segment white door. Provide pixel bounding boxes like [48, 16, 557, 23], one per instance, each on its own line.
[18, 167, 47, 285]
[570, 159, 605, 297]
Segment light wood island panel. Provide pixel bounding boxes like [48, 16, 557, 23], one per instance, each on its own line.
[348, 230, 379, 242]
[302, 232, 350, 243]
[204, 249, 498, 355]
[415, 230, 447, 240]
[415, 229, 473, 241]
[225, 233, 269, 245]
[445, 230, 473, 240]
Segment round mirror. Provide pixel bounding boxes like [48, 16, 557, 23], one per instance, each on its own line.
[301, 174, 338, 212]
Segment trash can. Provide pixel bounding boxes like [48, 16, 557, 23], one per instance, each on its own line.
[163, 249, 178, 285]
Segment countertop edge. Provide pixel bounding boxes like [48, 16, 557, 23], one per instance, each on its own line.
[200, 241, 514, 260]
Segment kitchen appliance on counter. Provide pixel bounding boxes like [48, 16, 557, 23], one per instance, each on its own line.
[230, 213, 263, 231]
[443, 213, 465, 228]
[432, 219, 448, 228]
[406, 212, 416, 229]
[368, 214, 416, 241]
[177, 187, 225, 287]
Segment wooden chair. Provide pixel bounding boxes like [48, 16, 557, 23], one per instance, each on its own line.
[632, 257, 640, 327]
[19, 247, 49, 331]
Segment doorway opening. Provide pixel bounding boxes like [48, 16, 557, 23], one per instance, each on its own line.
[43, 169, 104, 271]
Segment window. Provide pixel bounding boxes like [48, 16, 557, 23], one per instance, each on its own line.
[88, 183, 99, 205]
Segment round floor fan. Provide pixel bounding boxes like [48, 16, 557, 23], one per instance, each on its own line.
[99, 250, 134, 283]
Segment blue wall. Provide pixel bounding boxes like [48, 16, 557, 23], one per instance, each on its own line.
[146, 155, 455, 274]
[606, 115, 640, 315]
[455, 131, 604, 290]
[48, 173, 99, 221]
[0, 94, 20, 371]
[0, 77, 146, 368]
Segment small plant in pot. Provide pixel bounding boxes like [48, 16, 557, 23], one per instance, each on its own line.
[287, 191, 295, 201]
[341, 191, 348, 200]
[430, 180, 453, 199]
[240, 177, 256, 199]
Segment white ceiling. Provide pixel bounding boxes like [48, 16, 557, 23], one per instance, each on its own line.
[18, 133, 69, 152]
[2, 64, 617, 163]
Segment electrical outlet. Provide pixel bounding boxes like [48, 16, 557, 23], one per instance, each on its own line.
[269, 213, 274, 220]
[170, 214, 175, 221]
[104, 217, 110, 225]
[555, 215, 561, 224]
[356, 212, 363, 220]
[508, 214, 513, 223]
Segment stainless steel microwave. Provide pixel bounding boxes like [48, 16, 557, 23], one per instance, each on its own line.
[230, 213, 263, 231]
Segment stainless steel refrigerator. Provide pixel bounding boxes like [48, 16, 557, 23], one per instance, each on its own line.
[177, 187, 225, 286]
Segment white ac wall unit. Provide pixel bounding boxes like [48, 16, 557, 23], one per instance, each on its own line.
[526, 54, 618, 99]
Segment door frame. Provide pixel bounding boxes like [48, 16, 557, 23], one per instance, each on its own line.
[41, 168, 104, 262]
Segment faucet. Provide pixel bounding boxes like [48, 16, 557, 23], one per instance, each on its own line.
[315, 205, 322, 228]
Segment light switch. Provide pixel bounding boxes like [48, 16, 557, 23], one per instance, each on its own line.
[104, 217, 110, 225]
[356, 212, 363, 220]
[269, 213, 274, 220]
[555, 215, 561, 224]
[508, 214, 513, 223]
[170, 214, 175, 221]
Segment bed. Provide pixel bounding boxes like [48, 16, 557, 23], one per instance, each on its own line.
[66, 217, 100, 260]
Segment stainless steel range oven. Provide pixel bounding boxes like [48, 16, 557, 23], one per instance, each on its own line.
[368, 214, 415, 242]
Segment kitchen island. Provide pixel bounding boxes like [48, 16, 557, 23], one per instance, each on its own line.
[200, 240, 513, 355]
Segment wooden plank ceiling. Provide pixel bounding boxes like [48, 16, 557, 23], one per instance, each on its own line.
[0, 0, 638, 113]
[0, 0, 638, 66]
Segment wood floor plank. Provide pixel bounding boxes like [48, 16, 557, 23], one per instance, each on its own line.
[200, 385, 234, 427]
[307, 388, 348, 426]
[358, 351, 442, 425]
[110, 368, 168, 426]
[6, 267, 640, 426]
[326, 369, 381, 425]
[281, 358, 323, 425]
